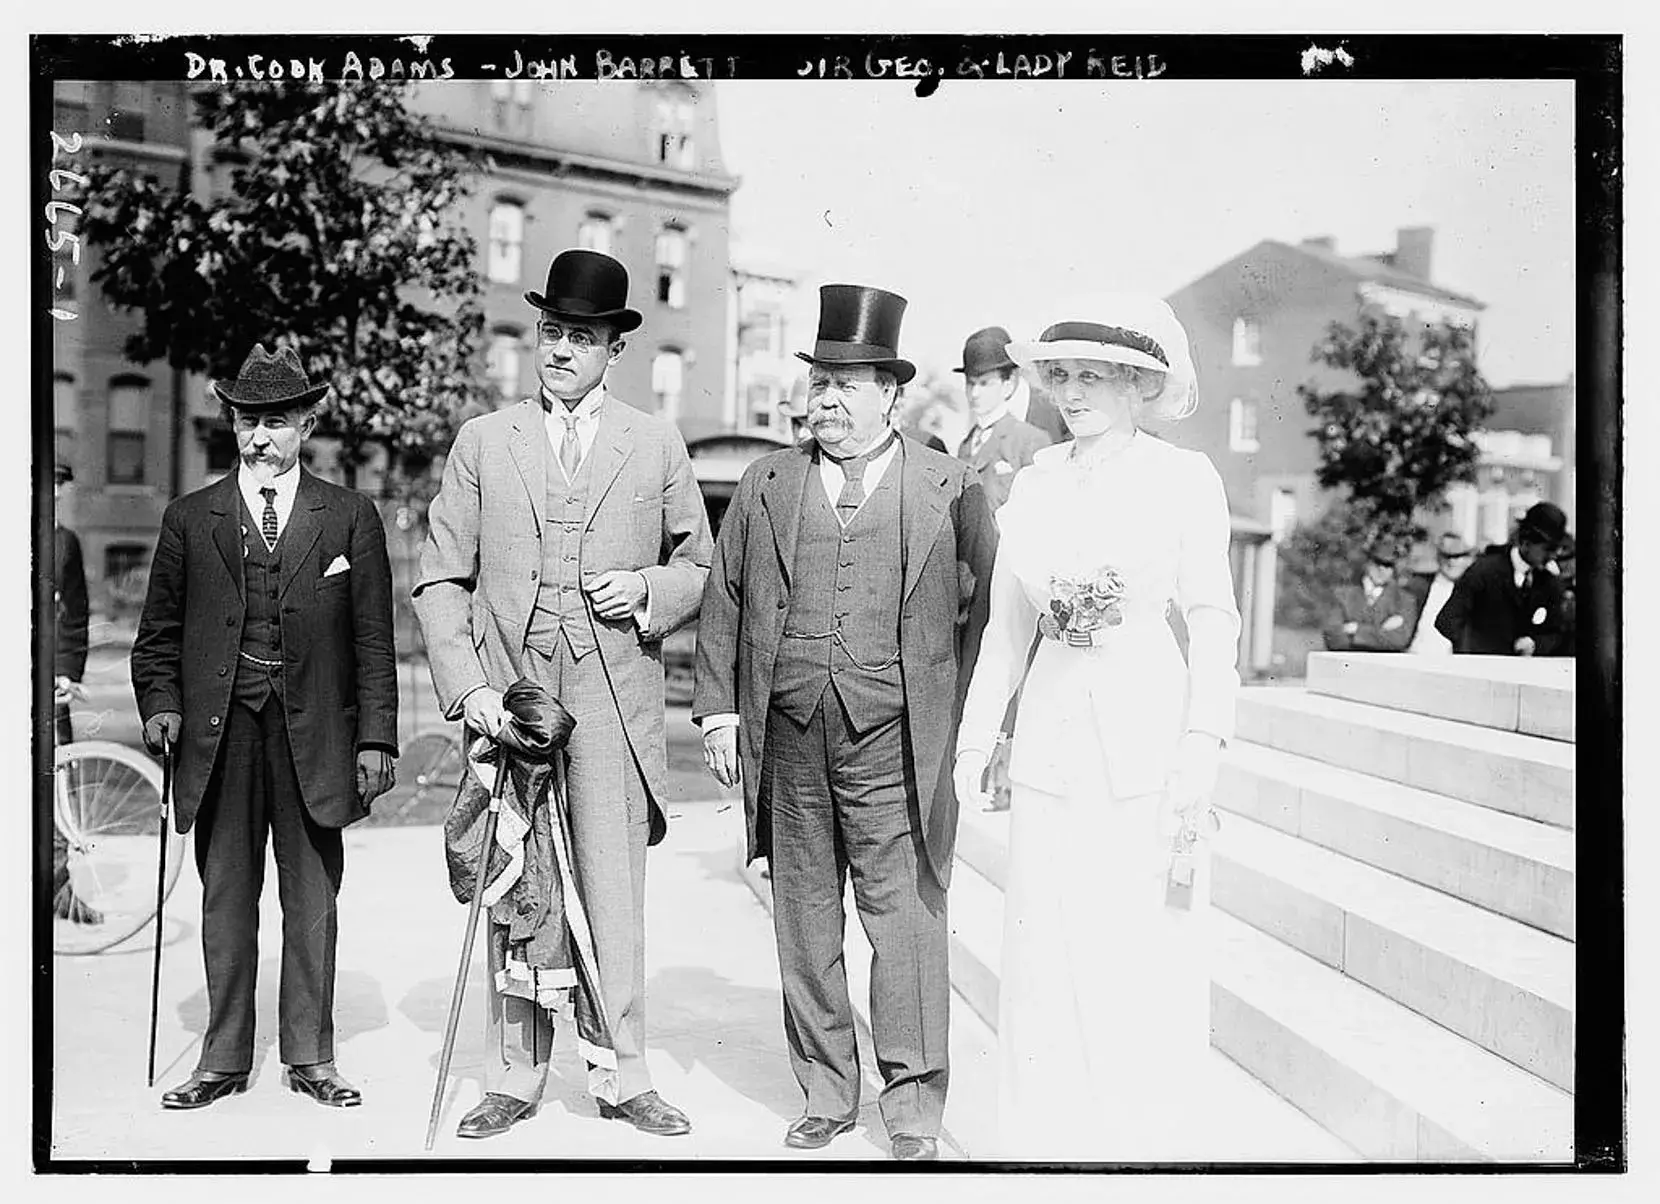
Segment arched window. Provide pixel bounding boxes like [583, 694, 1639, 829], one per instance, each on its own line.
[107, 373, 151, 485]
[577, 211, 614, 256]
[487, 199, 525, 284]
[652, 348, 685, 422]
[652, 89, 696, 169]
[655, 224, 687, 309]
[1232, 316, 1262, 366]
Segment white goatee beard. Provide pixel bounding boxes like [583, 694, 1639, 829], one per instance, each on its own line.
[243, 457, 279, 486]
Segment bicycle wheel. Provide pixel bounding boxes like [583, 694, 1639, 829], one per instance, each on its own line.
[368, 731, 465, 826]
[52, 741, 184, 956]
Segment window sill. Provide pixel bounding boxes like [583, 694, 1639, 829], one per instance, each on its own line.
[1229, 442, 1260, 455]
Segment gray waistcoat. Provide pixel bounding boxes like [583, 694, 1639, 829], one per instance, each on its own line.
[526, 423, 600, 661]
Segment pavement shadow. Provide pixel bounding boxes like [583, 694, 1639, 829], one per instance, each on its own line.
[174, 959, 390, 1085]
[646, 964, 803, 1124]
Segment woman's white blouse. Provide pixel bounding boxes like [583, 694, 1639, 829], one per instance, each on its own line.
[958, 432, 1242, 796]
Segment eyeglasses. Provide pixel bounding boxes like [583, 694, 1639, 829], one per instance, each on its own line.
[536, 323, 605, 352]
[1039, 361, 1141, 389]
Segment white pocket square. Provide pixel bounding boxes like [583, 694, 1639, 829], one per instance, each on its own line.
[994, 460, 1014, 475]
[324, 555, 352, 577]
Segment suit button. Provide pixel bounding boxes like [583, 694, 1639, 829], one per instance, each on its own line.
[530, 570, 539, 580]
[218, 666, 227, 677]
[210, 716, 220, 727]
[776, 598, 787, 609]
[226, 616, 237, 627]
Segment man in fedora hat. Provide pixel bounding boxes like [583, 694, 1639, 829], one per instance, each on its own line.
[954, 326, 1053, 514]
[1406, 531, 1476, 655]
[694, 283, 998, 1160]
[1322, 540, 1419, 653]
[1434, 501, 1570, 656]
[414, 248, 711, 1141]
[130, 343, 398, 1111]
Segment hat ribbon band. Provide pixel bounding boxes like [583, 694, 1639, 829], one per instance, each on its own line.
[1039, 321, 1169, 367]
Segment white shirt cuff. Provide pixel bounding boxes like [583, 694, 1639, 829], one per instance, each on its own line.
[700, 713, 740, 732]
[631, 573, 652, 631]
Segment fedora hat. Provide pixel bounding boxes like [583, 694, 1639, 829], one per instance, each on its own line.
[1007, 293, 1199, 420]
[525, 249, 643, 333]
[952, 326, 1017, 376]
[211, 344, 331, 411]
[1517, 501, 1569, 547]
[794, 284, 916, 387]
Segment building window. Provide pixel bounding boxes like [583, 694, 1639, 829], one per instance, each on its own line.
[746, 384, 774, 430]
[653, 95, 696, 169]
[652, 349, 685, 421]
[577, 212, 614, 255]
[204, 423, 238, 475]
[1228, 398, 1260, 454]
[487, 327, 524, 401]
[110, 81, 146, 142]
[487, 200, 525, 284]
[105, 542, 151, 606]
[1232, 316, 1262, 366]
[53, 372, 77, 432]
[1269, 488, 1298, 542]
[656, 226, 687, 308]
[107, 375, 150, 485]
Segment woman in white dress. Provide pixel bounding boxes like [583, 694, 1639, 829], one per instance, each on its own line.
[953, 295, 1242, 1162]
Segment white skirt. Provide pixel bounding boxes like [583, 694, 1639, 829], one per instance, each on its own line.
[993, 758, 1213, 1163]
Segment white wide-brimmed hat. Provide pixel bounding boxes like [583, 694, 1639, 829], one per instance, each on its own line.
[1007, 293, 1199, 420]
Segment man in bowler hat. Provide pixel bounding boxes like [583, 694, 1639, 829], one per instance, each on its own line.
[1435, 501, 1570, 656]
[415, 249, 711, 1140]
[1322, 542, 1420, 653]
[694, 284, 999, 1160]
[954, 326, 1053, 515]
[131, 344, 398, 1110]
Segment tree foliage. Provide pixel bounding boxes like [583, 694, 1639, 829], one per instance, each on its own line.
[78, 81, 490, 486]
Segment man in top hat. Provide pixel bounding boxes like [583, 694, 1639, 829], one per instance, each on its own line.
[954, 326, 1053, 515]
[693, 283, 998, 1160]
[1405, 532, 1476, 655]
[131, 344, 398, 1111]
[1322, 541, 1420, 653]
[414, 248, 711, 1141]
[1434, 501, 1570, 656]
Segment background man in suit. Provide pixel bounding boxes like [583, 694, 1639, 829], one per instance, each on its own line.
[954, 326, 1052, 514]
[1322, 543, 1420, 653]
[1435, 501, 1569, 656]
[131, 345, 397, 1112]
[52, 461, 99, 924]
[694, 284, 998, 1161]
[415, 249, 711, 1142]
[1405, 532, 1475, 654]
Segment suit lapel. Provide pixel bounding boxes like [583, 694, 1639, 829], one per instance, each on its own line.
[761, 444, 814, 589]
[209, 475, 246, 602]
[279, 470, 328, 599]
[900, 439, 950, 603]
[508, 398, 548, 532]
[582, 399, 635, 529]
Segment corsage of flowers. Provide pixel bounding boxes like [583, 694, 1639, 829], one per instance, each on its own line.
[1038, 565, 1129, 646]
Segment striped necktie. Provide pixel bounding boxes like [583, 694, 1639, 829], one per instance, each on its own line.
[560, 412, 581, 479]
[259, 487, 278, 550]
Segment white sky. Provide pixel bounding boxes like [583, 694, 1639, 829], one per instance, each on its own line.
[714, 78, 1576, 388]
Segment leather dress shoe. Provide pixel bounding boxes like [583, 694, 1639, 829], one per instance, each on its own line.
[457, 1093, 538, 1139]
[597, 1090, 692, 1136]
[285, 1065, 362, 1108]
[890, 1133, 939, 1161]
[160, 1071, 249, 1111]
[784, 1113, 858, 1150]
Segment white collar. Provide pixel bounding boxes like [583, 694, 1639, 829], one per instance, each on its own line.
[238, 461, 301, 504]
[541, 381, 607, 422]
[1510, 544, 1532, 585]
[970, 404, 1010, 433]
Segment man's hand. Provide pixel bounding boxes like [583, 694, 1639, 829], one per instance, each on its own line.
[142, 711, 183, 753]
[1381, 614, 1405, 633]
[953, 750, 991, 811]
[462, 687, 509, 739]
[357, 750, 396, 806]
[54, 676, 85, 708]
[1514, 635, 1538, 657]
[703, 724, 741, 789]
[585, 570, 648, 621]
[1342, 621, 1359, 636]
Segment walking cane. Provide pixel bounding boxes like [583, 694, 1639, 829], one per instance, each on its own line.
[424, 739, 510, 1151]
[146, 733, 172, 1088]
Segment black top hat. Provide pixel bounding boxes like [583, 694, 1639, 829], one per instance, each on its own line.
[1517, 501, 1569, 547]
[211, 344, 331, 411]
[794, 284, 916, 387]
[525, 249, 643, 334]
[952, 326, 1018, 377]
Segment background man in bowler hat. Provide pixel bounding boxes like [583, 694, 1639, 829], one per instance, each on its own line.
[1322, 542, 1421, 653]
[415, 248, 711, 1141]
[131, 344, 398, 1111]
[1434, 501, 1570, 656]
[954, 326, 1052, 515]
[1405, 532, 1475, 654]
[694, 283, 998, 1160]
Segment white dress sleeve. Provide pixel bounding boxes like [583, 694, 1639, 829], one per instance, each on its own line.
[957, 473, 1041, 760]
[1177, 453, 1242, 744]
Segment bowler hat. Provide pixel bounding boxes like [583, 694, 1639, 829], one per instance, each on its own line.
[952, 326, 1017, 377]
[525, 249, 643, 334]
[1517, 501, 1569, 547]
[794, 284, 916, 387]
[211, 344, 331, 412]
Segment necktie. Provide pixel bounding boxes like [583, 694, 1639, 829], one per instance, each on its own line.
[961, 428, 980, 459]
[560, 412, 581, 479]
[259, 487, 278, 550]
[1522, 568, 1534, 593]
[831, 434, 894, 522]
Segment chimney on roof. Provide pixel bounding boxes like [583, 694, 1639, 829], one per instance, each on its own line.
[1394, 226, 1434, 281]
[1300, 235, 1336, 253]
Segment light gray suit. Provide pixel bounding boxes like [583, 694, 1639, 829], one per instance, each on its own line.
[414, 392, 711, 1103]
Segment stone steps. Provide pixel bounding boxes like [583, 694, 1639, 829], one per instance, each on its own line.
[1211, 812, 1574, 1091]
[1211, 910, 1572, 1162]
[1234, 688, 1574, 829]
[1306, 652, 1574, 743]
[1218, 741, 1574, 939]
